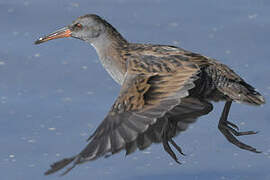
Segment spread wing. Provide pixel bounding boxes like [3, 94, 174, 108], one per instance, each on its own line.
[124, 97, 213, 158]
[45, 55, 201, 175]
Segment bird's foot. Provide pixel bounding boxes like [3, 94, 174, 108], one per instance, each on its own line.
[218, 120, 261, 153]
[161, 119, 185, 163]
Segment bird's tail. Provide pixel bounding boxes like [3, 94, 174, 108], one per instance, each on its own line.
[221, 80, 265, 105]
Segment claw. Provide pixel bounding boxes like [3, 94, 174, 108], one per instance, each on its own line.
[169, 139, 186, 156]
[218, 123, 261, 153]
[221, 123, 258, 136]
[162, 138, 181, 164]
[219, 127, 261, 153]
[218, 101, 261, 153]
[225, 120, 239, 130]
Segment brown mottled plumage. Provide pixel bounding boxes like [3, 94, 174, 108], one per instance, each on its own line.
[35, 14, 265, 175]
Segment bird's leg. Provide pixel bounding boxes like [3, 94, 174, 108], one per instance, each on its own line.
[218, 101, 261, 153]
[161, 117, 185, 163]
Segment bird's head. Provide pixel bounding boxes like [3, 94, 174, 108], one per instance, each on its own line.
[35, 14, 108, 45]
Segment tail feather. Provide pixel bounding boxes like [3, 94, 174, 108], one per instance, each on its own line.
[220, 80, 265, 105]
[238, 81, 265, 105]
[244, 92, 265, 105]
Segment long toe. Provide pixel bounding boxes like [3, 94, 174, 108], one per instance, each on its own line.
[221, 124, 258, 137]
[225, 120, 239, 130]
[219, 127, 261, 153]
[163, 139, 181, 164]
[169, 139, 186, 156]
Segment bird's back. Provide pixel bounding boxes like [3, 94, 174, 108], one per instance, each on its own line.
[123, 43, 265, 105]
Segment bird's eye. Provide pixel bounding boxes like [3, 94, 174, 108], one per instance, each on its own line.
[74, 23, 83, 29]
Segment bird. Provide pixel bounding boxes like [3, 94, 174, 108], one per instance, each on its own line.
[35, 14, 265, 175]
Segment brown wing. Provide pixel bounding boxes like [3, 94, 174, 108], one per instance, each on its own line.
[44, 56, 200, 175]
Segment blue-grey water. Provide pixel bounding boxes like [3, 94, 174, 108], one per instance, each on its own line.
[0, 0, 269, 180]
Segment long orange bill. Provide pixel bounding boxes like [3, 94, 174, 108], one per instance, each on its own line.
[34, 27, 71, 45]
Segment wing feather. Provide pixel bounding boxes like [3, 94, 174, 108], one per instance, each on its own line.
[45, 55, 201, 175]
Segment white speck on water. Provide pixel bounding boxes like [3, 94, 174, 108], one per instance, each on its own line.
[28, 139, 36, 143]
[86, 91, 94, 95]
[0, 61, 5, 66]
[81, 65, 88, 70]
[12, 31, 19, 36]
[21, 137, 27, 141]
[208, 33, 215, 39]
[62, 97, 72, 102]
[212, 27, 218, 32]
[56, 132, 62, 136]
[24, 32, 30, 37]
[56, 88, 64, 93]
[142, 151, 151, 154]
[23, 1, 30, 6]
[168, 22, 179, 27]
[56, 153, 60, 157]
[70, 2, 80, 8]
[132, 157, 138, 160]
[34, 53, 40, 58]
[17, 92, 23, 96]
[80, 132, 88, 137]
[182, 160, 186, 164]
[240, 122, 245, 126]
[9, 110, 16, 115]
[169, 162, 174, 166]
[248, 14, 258, 19]
[43, 153, 48, 156]
[48, 127, 56, 131]
[233, 152, 238, 156]
[225, 50, 231, 54]
[54, 115, 63, 119]
[9, 154, 15, 158]
[61, 61, 68, 65]
[155, 156, 161, 160]
[172, 40, 180, 45]
[26, 114, 33, 118]
[8, 8, 14, 13]
[28, 164, 35, 168]
[1, 97, 7, 103]
[247, 164, 252, 168]
[87, 123, 93, 128]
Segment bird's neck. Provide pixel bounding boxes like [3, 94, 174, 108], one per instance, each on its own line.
[90, 32, 129, 85]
